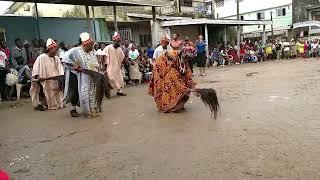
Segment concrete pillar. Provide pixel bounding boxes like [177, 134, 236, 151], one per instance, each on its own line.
[309, 10, 312, 35]
[113, 6, 118, 32]
[85, 5, 93, 37]
[237, 25, 241, 60]
[152, 6, 156, 22]
[262, 25, 266, 44]
[224, 26, 227, 46]
[205, 24, 209, 65]
[211, 0, 216, 19]
[34, 2, 41, 40]
[91, 6, 96, 40]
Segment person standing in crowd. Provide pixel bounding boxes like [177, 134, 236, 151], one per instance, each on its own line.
[63, 32, 101, 118]
[170, 33, 182, 50]
[307, 41, 312, 58]
[0, 48, 9, 102]
[311, 40, 318, 58]
[153, 36, 173, 63]
[196, 35, 207, 77]
[283, 41, 291, 60]
[0, 39, 10, 66]
[304, 41, 309, 58]
[275, 40, 282, 60]
[121, 39, 131, 83]
[39, 39, 46, 52]
[29, 39, 42, 67]
[290, 39, 297, 59]
[58, 41, 68, 60]
[30, 38, 64, 111]
[184, 36, 194, 47]
[94, 43, 100, 51]
[11, 38, 31, 84]
[146, 43, 154, 59]
[104, 32, 127, 96]
[128, 43, 142, 85]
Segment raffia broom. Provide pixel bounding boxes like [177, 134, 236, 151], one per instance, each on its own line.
[191, 88, 220, 119]
[81, 69, 109, 110]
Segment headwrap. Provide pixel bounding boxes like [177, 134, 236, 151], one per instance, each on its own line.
[166, 50, 179, 61]
[181, 46, 196, 58]
[112, 32, 121, 41]
[46, 38, 58, 50]
[80, 32, 93, 46]
[160, 36, 170, 44]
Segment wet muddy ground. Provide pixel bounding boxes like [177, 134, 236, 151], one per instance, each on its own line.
[1, 59, 320, 179]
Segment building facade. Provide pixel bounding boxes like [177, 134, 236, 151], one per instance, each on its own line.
[213, 0, 292, 39]
[5, 1, 171, 47]
[292, 0, 320, 36]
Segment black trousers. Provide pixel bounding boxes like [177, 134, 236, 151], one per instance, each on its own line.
[0, 69, 7, 99]
[188, 58, 194, 73]
[69, 72, 79, 106]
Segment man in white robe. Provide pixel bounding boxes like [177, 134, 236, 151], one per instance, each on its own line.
[30, 38, 64, 111]
[103, 32, 126, 96]
[63, 32, 102, 118]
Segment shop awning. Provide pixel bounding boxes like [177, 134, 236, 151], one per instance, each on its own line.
[293, 21, 320, 29]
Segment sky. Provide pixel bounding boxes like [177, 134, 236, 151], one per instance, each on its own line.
[0, 1, 13, 14]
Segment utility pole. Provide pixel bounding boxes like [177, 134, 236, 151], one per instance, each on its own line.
[270, 11, 274, 39]
[236, 0, 241, 59]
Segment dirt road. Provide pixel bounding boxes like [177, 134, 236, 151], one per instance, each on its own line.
[1, 59, 320, 180]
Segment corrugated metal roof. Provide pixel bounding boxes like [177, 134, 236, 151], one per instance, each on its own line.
[127, 13, 189, 20]
[1, 0, 169, 7]
[161, 18, 272, 27]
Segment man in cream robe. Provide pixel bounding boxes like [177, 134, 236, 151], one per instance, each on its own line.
[103, 32, 126, 96]
[30, 38, 64, 111]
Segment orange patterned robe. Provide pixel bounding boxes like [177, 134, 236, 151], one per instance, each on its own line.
[148, 50, 196, 112]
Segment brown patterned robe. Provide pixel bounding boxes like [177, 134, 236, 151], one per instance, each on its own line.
[148, 50, 196, 112]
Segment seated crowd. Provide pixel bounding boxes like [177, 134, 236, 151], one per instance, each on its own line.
[0, 37, 154, 103]
[208, 39, 320, 66]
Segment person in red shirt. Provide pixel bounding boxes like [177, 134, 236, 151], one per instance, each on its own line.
[170, 33, 182, 50]
[0, 39, 10, 66]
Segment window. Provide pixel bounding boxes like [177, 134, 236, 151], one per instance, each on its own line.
[277, 8, 286, 16]
[180, 0, 192, 7]
[139, 34, 152, 47]
[216, 0, 224, 7]
[282, 8, 286, 16]
[240, 15, 244, 20]
[257, 12, 265, 20]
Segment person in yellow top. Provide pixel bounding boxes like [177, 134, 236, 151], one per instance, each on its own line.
[296, 41, 304, 57]
[265, 44, 273, 55]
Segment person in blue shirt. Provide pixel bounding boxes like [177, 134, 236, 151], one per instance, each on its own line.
[146, 44, 154, 59]
[196, 35, 207, 77]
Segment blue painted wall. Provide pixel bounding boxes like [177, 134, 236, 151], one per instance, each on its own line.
[0, 16, 107, 48]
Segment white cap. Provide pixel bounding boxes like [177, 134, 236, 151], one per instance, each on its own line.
[46, 38, 57, 49]
[80, 32, 90, 42]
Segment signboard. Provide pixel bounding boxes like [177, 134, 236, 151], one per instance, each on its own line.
[194, 5, 208, 14]
[293, 21, 320, 29]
